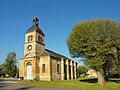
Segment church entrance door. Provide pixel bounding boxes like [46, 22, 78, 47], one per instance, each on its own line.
[26, 62, 32, 79]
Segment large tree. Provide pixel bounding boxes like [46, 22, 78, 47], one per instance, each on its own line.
[67, 19, 120, 85]
[4, 52, 17, 77]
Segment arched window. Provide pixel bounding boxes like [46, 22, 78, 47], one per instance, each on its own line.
[31, 35, 33, 41]
[28, 36, 31, 42]
[38, 35, 43, 43]
[57, 64, 60, 73]
[38, 36, 40, 42]
[42, 64, 45, 73]
[40, 36, 42, 42]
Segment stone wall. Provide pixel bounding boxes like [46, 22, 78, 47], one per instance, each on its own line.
[39, 56, 51, 81]
[51, 57, 61, 80]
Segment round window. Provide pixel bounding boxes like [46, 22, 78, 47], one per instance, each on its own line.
[28, 45, 32, 51]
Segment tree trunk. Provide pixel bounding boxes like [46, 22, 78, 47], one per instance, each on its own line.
[103, 63, 108, 81]
[96, 71, 105, 85]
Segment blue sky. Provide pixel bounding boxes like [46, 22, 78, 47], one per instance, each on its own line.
[0, 0, 120, 66]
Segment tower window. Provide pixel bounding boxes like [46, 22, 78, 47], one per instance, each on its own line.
[28, 35, 33, 42]
[40, 36, 42, 42]
[31, 35, 33, 41]
[28, 36, 31, 42]
[38, 36, 40, 42]
[38, 36, 43, 43]
[42, 64, 46, 73]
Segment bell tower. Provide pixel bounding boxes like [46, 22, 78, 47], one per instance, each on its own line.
[24, 16, 45, 58]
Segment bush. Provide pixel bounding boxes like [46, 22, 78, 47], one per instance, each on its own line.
[34, 77, 39, 81]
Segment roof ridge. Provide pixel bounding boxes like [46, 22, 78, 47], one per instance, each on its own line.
[26, 24, 45, 36]
[45, 48, 70, 60]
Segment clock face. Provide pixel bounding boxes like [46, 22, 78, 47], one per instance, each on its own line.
[28, 45, 32, 50]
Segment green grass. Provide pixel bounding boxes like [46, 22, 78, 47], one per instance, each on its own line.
[0, 78, 4, 81]
[17, 78, 120, 90]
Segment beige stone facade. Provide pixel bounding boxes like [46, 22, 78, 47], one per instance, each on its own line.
[86, 68, 97, 77]
[19, 16, 77, 81]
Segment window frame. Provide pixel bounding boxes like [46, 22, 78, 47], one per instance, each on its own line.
[42, 64, 46, 73]
[31, 35, 33, 41]
[28, 36, 31, 42]
[57, 64, 60, 74]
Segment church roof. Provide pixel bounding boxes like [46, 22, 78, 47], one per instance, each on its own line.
[41, 49, 70, 60]
[26, 16, 45, 36]
[26, 24, 45, 36]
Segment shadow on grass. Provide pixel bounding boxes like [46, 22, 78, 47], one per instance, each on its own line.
[108, 78, 120, 83]
[79, 78, 98, 83]
[79, 78, 120, 84]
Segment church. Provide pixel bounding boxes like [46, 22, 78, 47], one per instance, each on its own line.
[19, 16, 77, 81]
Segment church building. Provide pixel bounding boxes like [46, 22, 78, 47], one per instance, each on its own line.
[19, 16, 77, 81]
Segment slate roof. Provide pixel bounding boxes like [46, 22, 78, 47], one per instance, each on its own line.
[41, 49, 70, 60]
[26, 24, 45, 36]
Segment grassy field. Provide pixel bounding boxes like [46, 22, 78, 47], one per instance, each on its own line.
[0, 78, 3, 81]
[17, 77, 120, 90]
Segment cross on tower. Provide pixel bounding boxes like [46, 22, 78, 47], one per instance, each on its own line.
[32, 16, 39, 26]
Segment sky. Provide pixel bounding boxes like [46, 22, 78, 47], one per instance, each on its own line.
[0, 0, 120, 66]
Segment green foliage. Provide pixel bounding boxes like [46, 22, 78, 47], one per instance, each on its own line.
[4, 52, 17, 77]
[110, 65, 119, 74]
[0, 64, 5, 76]
[78, 66, 88, 74]
[67, 19, 120, 72]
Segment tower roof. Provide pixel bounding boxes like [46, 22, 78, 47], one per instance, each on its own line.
[26, 16, 45, 36]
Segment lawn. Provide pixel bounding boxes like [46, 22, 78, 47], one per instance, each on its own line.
[17, 78, 120, 90]
[0, 78, 3, 81]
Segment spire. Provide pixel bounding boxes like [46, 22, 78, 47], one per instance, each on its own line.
[32, 16, 39, 26]
[26, 16, 45, 36]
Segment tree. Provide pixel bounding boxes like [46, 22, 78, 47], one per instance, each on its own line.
[78, 66, 88, 76]
[4, 52, 17, 77]
[0, 64, 2, 76]
[67, 19, 120, 85]
[0, 64, 5, 76]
